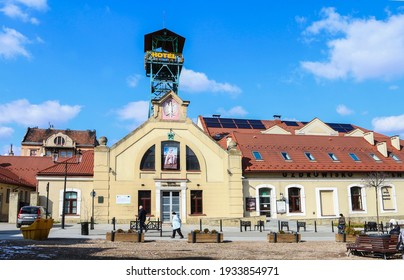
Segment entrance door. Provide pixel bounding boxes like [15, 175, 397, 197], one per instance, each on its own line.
[162, 191, 180, 222]
[259, 188, 271, 217]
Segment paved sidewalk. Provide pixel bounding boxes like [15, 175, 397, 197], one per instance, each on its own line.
[0, 219, 336, 241]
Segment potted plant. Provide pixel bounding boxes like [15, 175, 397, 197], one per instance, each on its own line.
[267, 230, 301, 243]
[106, 228, 144, 242]
[187, 228, 223, 243]
[335, 225, 361, 242]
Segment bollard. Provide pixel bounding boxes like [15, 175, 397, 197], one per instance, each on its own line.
[112, 217, 116, 231]
[240, 220, 243, 232]
[220, 219, 223, 232]
[331, 221, 334, 233]
[200, 219, 202, 231]
[111, 230, 115, 242]
[297, 220, 299, 233]
[191, 231, 196, 243]
[216, 232, 221, 243]
[314, 220, 317, 233]
[278, 220, 281, 232]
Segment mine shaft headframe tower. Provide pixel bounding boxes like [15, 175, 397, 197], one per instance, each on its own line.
[144, 28, 185, 117]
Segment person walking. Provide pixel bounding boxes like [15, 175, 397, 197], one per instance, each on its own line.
[138, 205, 147, 233]
[171, 211, 184, 239]
[338, 213, 346, 234]
[397, 228, 404, 260]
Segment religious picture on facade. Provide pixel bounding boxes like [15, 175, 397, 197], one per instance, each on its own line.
[163, 146, 178, 169]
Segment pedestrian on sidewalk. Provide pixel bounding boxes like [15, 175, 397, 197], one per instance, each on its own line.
[338, 213, 346, 234]
[171, 211, 184, 239]
[138, 205, 147, 233]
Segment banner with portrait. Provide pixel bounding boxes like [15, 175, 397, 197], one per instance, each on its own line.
[163, 146, 178, 169]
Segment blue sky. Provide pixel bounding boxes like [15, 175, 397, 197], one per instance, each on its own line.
[2, 0, 404, 155]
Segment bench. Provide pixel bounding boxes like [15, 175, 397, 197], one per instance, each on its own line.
[240, 220, 252, 232]
[130, 219, 163, 237]
[254, 220, 265, 232]
[346, 234, 399, 259]
[296, 221, 306, 232]
[279, 221, 289, 231]
[363, 221, 378, 232]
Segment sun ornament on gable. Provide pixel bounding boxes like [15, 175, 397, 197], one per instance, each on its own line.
[151, 91, 190, 121]
[295, 118, 338, 136]
[261, 125, 291, 135]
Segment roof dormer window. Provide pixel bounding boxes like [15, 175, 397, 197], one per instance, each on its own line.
[349, 153, 360, 162]
[370, 153, 381, 162]
[328, 153, 339, 161]
[281, 152, 292, 161]
[54, 136, 65, 146]
[252, 151, 263, 160]
[304, 152, 315, 161]
[391, 153, 401, 162]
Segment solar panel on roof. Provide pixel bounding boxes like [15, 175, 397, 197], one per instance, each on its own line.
[283, 121, 299, 126]
[237, 124, 251, 129]
[221, 123, 237, 128]
[251, 123, 265, 129]
[204, 118, 222, 128]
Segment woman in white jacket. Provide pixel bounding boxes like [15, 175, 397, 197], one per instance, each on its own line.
[171, 212, 184, 239]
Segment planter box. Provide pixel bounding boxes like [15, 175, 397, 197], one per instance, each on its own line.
[106, 231, 144, 242]
[21, 219, 54, 241]
[187, 232, 223, 243]
[267, 232, 301, 243]
[335, 233, 357, 243]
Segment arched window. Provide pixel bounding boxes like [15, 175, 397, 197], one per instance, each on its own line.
[140, 145, 155, 170]
[54, 136, 65, 146]
[350, 186, 363, 211]
[186, 146, 200, 171]
[161, 141, 180, 170]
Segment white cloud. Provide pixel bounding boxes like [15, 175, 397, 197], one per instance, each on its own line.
[336, 104, 354, 116]
[217, 106, 248, 117]
[14, 0, 48, 11]
[372, 114, 404, 135]
[301, 8, 404, 81]
[180, 68, 242, 96]
[0, 3, 39, 24]
[0, 126, 14, 138]
[0, 99, 81, 127]
[126, 74, 142, 88]
[115, 101, 149, 130]
[0, 27, 30, 59]
[389, 85, 399, 90]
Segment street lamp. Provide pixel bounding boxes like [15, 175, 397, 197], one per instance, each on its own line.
[52, 149, 82, 229]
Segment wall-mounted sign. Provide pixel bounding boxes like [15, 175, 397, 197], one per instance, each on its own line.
[245, 197, 256, 212]
[116, 195, 131, 205]
[276, 200, 287, 214]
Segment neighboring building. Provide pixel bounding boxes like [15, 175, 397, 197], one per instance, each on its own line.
[198, 115, 404, 224]
[0, 156, 54, 222]
[21, 127, 97, 157]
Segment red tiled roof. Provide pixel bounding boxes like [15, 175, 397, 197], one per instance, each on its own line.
[0, 156, 54, 187]
[37, 150, 94, 177]
[0, 166, 33, 188]
[22, 127, 97, 147]
[199, 116, 404, 173]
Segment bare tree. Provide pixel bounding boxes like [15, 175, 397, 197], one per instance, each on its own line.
[362, 172, 388, 233]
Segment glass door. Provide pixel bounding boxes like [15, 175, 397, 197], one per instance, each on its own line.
[259, 188, 271, 217]
[162, 191, 180, 222]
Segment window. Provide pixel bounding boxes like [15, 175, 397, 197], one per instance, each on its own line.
[138, 191, 151, 213]
[391, 154, 401, 162]
[30, 149, 37, 156]
[328, 153, 339, 161]
[162, 141, 180, 170]
[349, 153, 360, 162]
[252, 151, 263, 160]
[191, 190, 203, 214]
[64, 191, 77, 215]
[140, 145, 155, 170]
[281, 152, 292, 161]
[288, 187, 301, 213]
[370, 153, 381, 161]
[350, 187, 363, 211]
[54, 136, 65, 146]
[304, 152, 315, 161]
[186, 146, 200, 171]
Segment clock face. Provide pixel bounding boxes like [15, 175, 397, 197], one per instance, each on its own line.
[162, 98, 180, 120]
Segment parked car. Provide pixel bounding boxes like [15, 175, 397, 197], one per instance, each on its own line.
[16, 206, 47, 228]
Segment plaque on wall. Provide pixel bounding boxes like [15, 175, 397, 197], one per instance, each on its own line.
[116, 195, 131, 204]
[276, 200, 286, 214]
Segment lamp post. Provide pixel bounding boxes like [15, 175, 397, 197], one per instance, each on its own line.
[53, 149, 82, 229]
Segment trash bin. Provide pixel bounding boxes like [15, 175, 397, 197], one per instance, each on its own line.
[81, 222, 89, 235]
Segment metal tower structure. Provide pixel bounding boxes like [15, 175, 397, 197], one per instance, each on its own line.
[144, 28, 185, 117]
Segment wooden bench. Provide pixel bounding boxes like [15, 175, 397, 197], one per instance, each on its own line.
[346, 234, 399, 259]
[130, 219, 163, 237]
[240, 220, 252, 232]
[296, 221, 306, 232]
[254, 220, 265, 232]
[280, 221, 289, 231]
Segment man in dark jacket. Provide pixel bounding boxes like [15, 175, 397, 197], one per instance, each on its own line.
[138, 205, 147, 233]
